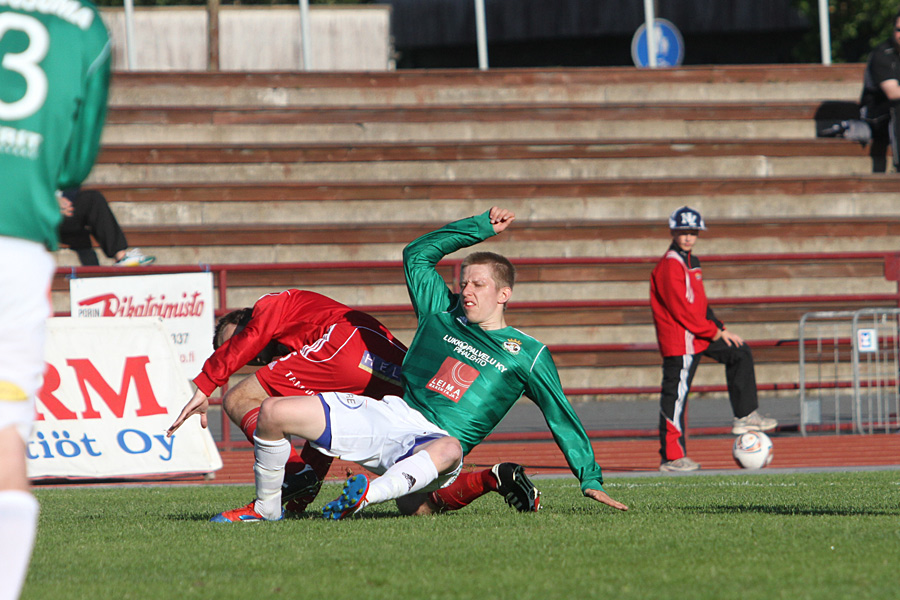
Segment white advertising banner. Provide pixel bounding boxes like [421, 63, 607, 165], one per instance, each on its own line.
[69, 272, 215, 380]
[29, 318, 222, 480]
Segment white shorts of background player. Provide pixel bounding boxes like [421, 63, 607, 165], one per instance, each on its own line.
[0, 237, 54, 442]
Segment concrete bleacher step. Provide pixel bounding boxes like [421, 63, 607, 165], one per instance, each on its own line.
[51, 250, 898, 316]
[78, 176, 900, 231]
[53, 217, 900, 267]
[99, 102, 827, 145]
[86, 139, 872, 184]
[107, 65, 863, 108]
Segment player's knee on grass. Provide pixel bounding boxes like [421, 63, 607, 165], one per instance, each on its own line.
[420, 436, 463, 474]
[395, 492, 437, 516]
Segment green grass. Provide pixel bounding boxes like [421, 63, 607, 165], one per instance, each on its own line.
[25, 471, 900, 600]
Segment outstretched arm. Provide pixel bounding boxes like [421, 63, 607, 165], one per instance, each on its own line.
[166, 389, 209, 437]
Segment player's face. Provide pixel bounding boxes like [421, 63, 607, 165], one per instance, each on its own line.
[459, 263, 511, 329]
[894, 17, 900, 48]
[671, 229, 699, 252]
[217, 323, 237, 348]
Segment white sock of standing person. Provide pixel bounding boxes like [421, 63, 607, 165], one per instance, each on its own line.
[0, 490, 39, 600]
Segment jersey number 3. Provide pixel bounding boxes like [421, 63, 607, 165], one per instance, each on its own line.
[0, 12, 49, 121]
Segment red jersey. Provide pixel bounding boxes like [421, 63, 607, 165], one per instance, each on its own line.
[650, 245, 721, 357]
[193, 290, 407, 398]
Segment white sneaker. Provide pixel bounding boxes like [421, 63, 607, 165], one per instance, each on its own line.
[114, 248, 155, 267]
[659, 457, 701, 472]
[732, 410, 777, 435]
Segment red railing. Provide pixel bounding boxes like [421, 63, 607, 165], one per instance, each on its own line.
[52, 251, 900, 448]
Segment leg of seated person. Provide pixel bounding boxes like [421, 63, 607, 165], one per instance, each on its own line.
[890, 102, 900, 172]
[76, 189, 129, 260]
[58, 211, 100, 266]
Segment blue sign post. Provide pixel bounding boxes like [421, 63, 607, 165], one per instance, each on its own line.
[631, 19, 684, 68]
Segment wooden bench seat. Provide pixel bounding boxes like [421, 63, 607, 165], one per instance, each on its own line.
[89, 175, 900, 205]
[95, 139, 870, 166]
[109, 216, 900, 248]
[104, 102, 837, 127]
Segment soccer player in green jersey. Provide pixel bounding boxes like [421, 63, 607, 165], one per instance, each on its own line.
[317, 207, 628, 518]
[220, 207, 627, 521]
[389, 206, 628, 516]
[0, 1, 110, 596]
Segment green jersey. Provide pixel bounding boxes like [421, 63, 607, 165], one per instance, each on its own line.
[401, 210, 604, 493]
[1, 0, 110, 250]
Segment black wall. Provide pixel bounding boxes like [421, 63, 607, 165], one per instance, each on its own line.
[383, 0, 811, 68]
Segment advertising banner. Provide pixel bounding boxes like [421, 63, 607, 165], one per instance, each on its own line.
[29, 318, 222, 480]
[69, 272, 215, 380]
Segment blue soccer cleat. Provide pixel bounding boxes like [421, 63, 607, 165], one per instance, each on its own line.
[322, 474, 370, 520]
[210, 500, 284, 523]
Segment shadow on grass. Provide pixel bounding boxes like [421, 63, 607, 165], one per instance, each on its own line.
[681, 504, 899, 516]
[167, 508, 407, 522]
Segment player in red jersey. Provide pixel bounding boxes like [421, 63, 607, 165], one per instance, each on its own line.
[170, 288, 545, 521]
[167, 289, 407, 512]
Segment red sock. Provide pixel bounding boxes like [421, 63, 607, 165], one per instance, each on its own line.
[239, 407, 305, 474]
[429, 469, 498, 512]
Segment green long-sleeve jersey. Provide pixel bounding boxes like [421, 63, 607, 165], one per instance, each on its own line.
[1, 0, 110, 249]
[401, 210, 604, 493]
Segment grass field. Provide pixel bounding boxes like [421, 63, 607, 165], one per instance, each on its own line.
[25, 470, 900, 600]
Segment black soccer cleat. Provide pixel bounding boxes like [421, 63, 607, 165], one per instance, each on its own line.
[492, 462, 541, 512]
[281, 464, 322, 506]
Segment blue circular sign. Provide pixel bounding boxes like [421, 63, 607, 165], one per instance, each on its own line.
[631, 18, 684, 68]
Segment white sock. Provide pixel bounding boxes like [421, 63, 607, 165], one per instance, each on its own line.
[252, 436, 291, 519]
[365, 450, 440, 506]
[0, 490, 39, 600]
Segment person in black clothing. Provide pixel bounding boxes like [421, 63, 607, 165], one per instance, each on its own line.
[860, 9, 900, 173]
[57, 187, 155, 266]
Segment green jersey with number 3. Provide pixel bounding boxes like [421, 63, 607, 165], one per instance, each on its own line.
[0, 0, 110, 250]
[401, 210, 605, 493]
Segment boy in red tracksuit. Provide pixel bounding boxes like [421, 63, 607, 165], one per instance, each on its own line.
[650, 207, 776, 472]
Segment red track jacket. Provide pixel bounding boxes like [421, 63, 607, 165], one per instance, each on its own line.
[650, 243, 723, 357]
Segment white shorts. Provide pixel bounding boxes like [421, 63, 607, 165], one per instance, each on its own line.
[0, 237, 54, 442]
[311, 392, 460, 491]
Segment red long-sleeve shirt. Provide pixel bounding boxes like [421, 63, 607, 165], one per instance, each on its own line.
[649, 244, 722, 357]
[192, 289, 405, 395]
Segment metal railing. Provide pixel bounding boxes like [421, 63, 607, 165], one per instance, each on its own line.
[799, 309, 900, 436]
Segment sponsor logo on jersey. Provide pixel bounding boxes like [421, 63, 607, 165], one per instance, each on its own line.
[426, 357, 479, 403]
[503, 339, 522, 355]
[442, 334, 508, 372]
[277, 369, 316, 395]
[0, 126, 42, 160]
[358, 351, 402, 387]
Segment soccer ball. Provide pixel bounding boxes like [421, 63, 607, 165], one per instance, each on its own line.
[732, 431, 774, 470]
